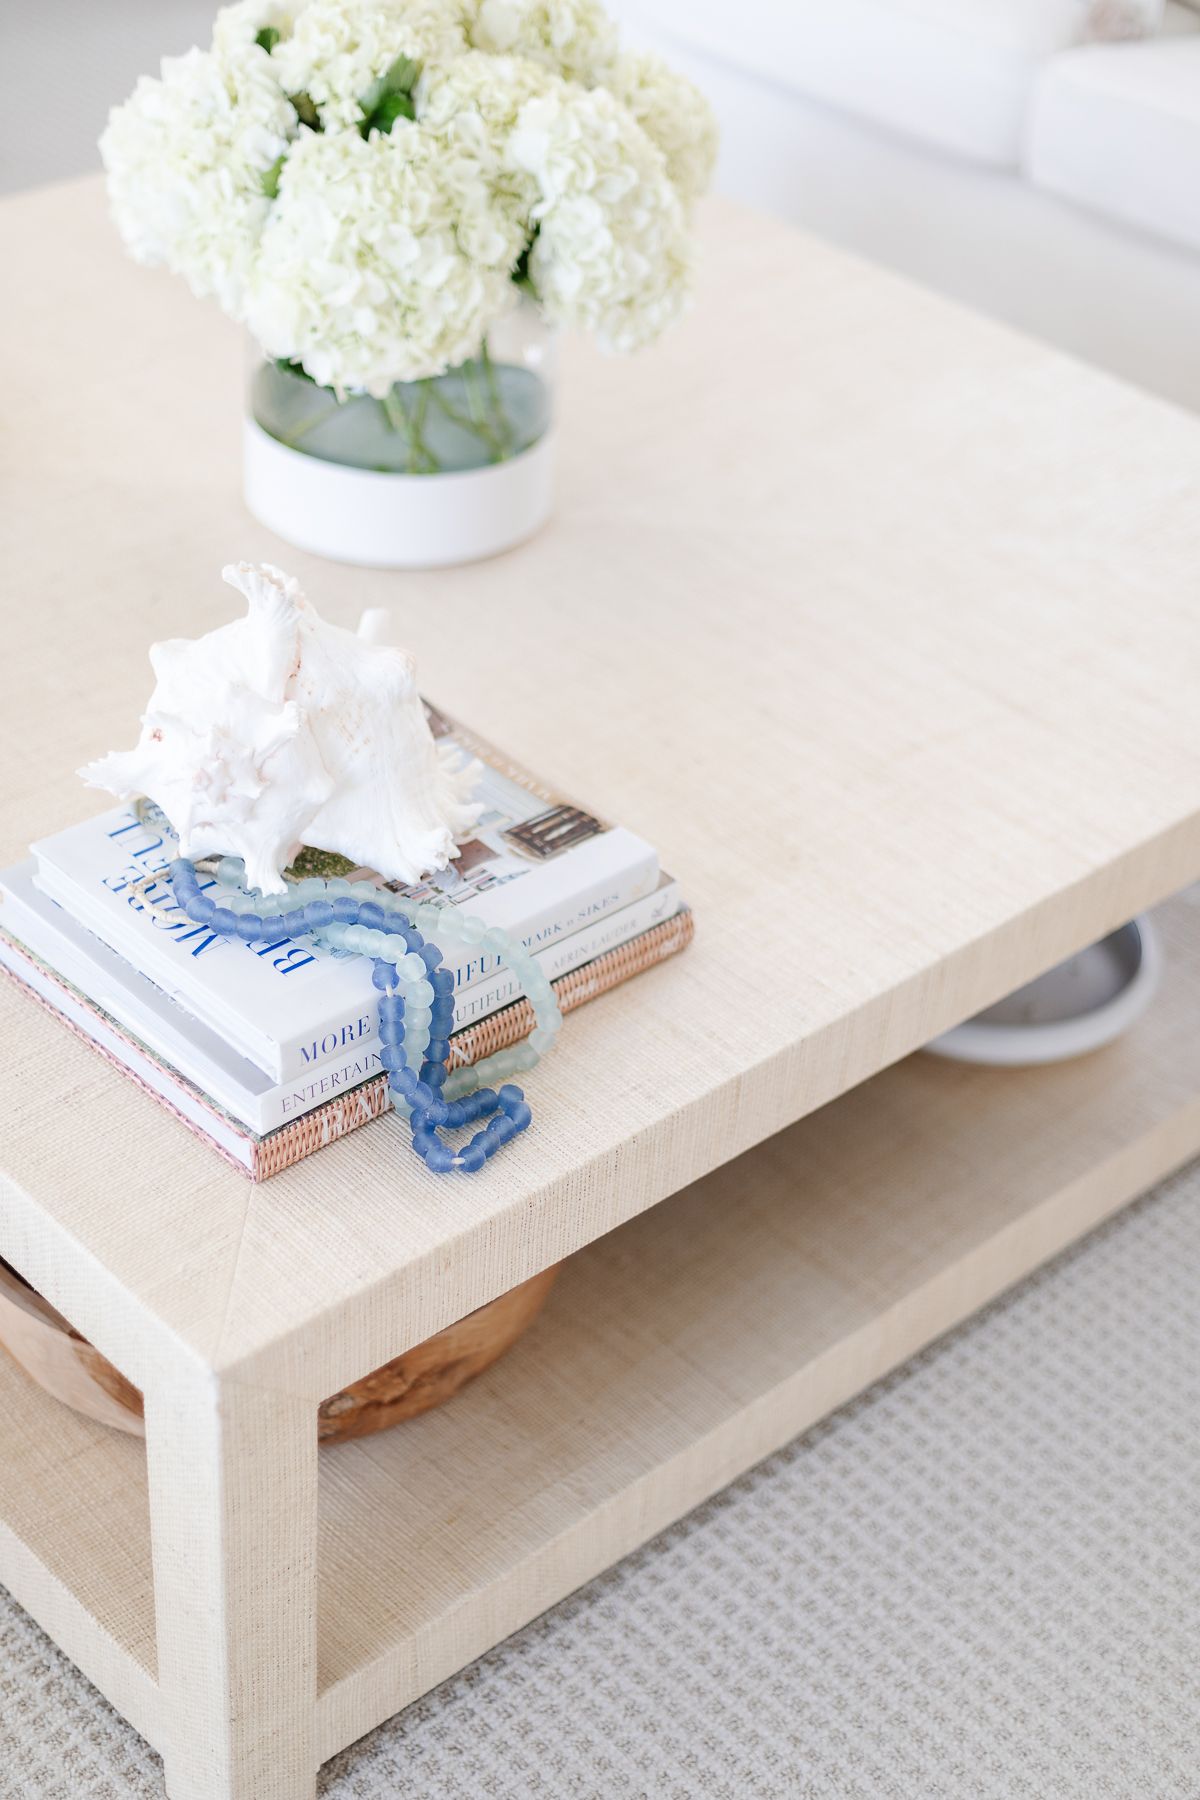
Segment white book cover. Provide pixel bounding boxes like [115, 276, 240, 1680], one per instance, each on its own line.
[0, 863, 680, 1135]
[32, 715, 658, 1081]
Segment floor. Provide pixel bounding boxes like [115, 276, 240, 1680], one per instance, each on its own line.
[3, 1160, 1199, 1797]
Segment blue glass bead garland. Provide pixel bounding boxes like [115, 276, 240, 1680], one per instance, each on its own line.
[168, 857, 562, 1174]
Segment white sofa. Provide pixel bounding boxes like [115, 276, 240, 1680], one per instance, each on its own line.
[614, 0, 1200, 411]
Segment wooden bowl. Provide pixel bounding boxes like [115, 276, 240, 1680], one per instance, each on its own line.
[0, 1259, 559, 1445]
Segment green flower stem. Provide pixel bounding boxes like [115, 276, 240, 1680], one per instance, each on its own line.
[280, 401, 337, 448]
[480, 340, 514, 459]
[428, 378, 506, 464]
[380, 387, 439, 473]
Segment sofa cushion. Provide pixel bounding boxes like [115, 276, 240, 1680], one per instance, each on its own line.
[1026, 33, 1200, 254]
[625, 0, 1099, 168]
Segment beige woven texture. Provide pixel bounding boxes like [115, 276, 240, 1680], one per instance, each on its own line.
[3, 1151, 1198, 1800]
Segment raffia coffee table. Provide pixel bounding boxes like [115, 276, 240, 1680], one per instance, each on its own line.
[2, 179, 1199, 1800]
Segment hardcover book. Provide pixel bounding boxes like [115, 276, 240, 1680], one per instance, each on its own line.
[0, 862, 682, 1136]
[32, 706, 659, 1082]
[0, 909, 695, 1180]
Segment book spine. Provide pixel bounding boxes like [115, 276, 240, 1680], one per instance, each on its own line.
[449, 908, 695, 1071]
[253, 907, 694, 1179]
[276, 848, 660, 1079]
[449, 880, 681, 1028]
[255, 885, 681, 1127]
[0, 906, 692, 1182]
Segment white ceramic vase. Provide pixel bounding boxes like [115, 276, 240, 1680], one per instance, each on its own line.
[242, 306, 556, 570]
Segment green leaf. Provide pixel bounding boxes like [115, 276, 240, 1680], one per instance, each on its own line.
[261, 154, 286, 199]
[512, 231, 539, 296]
[290, 90, 321, 130]
[255, 25, 281, 52]
[358, 52, 421, 135]
[381, 52, 421, 95]
[362, 89, 417, 136]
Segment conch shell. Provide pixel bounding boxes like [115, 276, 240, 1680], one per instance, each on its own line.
[81, 562, 481, 895]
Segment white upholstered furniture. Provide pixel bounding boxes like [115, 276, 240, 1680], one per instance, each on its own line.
[616, 0, 1200, 409]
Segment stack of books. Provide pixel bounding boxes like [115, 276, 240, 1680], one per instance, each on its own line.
[0, 708, 691, 1178]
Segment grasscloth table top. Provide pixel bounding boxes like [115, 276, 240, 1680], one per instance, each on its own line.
[2, 177, 1199, 1394]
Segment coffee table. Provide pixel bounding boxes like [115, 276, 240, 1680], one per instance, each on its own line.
[2, 177, 1199, 1800]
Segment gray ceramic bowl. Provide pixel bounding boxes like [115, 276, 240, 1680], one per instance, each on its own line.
[925, 917, 1160, 1066]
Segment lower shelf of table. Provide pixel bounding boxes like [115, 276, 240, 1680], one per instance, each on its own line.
[2, 897, 1200, 1766]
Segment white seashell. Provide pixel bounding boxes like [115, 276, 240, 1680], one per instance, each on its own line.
[81, 562, 482, 896]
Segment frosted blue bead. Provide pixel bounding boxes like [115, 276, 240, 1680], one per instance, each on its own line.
[379, 994, 405, 1020]
[393, 1066, 419, 1097]
[306, 899, 335, 928]
[216, 857, 244, 887]
[426, 1037, 451, 1064]
[431, 969, 455, 997]
[508, 1101, 533, 1132]
[424, 1144, 456, 1174]
[211, 907, 239, 935]
[476, 1090, 500, 1116]
[332, 897, 358, 923]
[371, 962, 395, 993]
[358, 901, 386, 930]
[411, 1128, 440, 1157]
[284, 915, 309, 939]
[424, 1064, 447, 1089]
[423, 1097, 450, 1127]
[419, 944, 441, 972]
[296, 878, 325, 901]
[186, 894, 215, 924]
[492, 1115, 520, 1146]
[498, 1084, 525, 1107]
[458, 1142, 487, 1173]
[380, 1045, 406, 1072]
[236, 915, 264, 942]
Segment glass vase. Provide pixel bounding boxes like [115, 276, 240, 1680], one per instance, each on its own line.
[243, 305, 556, 569]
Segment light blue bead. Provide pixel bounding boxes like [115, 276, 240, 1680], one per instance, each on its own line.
[216, 857, 244, 887]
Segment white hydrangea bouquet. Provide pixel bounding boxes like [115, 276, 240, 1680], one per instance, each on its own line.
[101, 0, 717, 565]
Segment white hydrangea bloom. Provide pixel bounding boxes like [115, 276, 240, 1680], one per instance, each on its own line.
[467, 0, 617, 86]
[100, 42, 295, 315]
[276, 0, 467, 129]
[246, 125, 514, 391]
[416, 50, 550, 254]
[511, 85, 691, 352]
[609, 51, 717, 206]
[212, 0, 308, 55]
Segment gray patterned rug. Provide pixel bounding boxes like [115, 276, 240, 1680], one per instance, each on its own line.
[3, 1160, 1198, 1798]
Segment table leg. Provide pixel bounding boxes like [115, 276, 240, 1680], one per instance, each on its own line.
[144, 1363, 318, 1800]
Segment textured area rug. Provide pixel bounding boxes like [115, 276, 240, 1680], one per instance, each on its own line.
[2, 1160, 1199, 1798]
